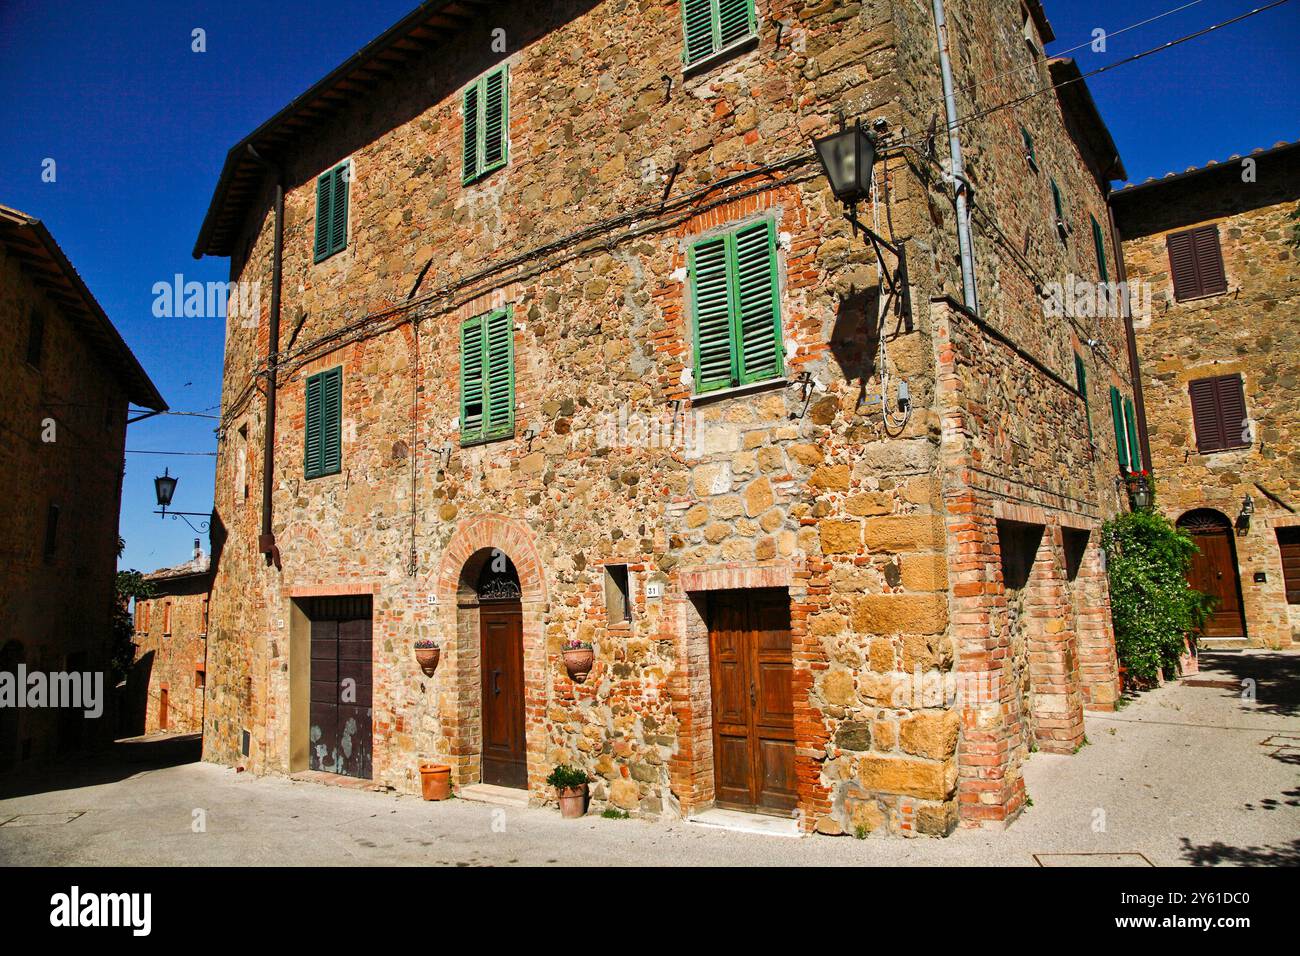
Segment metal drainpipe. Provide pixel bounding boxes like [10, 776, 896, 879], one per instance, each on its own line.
[247, 145, 283, 566]
[932, 0, 980, 316]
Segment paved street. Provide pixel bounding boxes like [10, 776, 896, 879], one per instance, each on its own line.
[2, 651, 1296, 867]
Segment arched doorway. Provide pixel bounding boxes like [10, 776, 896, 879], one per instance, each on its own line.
[1178, 509, 1247, 639]
[467, 551, 526, 789]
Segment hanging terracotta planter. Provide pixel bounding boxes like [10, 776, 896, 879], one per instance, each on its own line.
[562, 642, 594, 683]
[419, 763, 451, 801]
[414, 641, 441, 677]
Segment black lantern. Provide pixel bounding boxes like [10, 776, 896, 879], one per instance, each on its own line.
[1239, 493, 1255, 527]
[812, 121, 878, 204]
[154, 468, 178, 509]
[1130, 475, 1152, 511]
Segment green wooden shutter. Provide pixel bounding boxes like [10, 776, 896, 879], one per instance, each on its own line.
[682, 0, 717, 65]
[1091, 215, 1108, 283]
[329, 165, 349, 256]
[1075, 352, 1092, 441]
[732, 220, 783, 384]
[717, 0, 756, 48]
[460, 317, 485, 443]
[690, 235, 736, 392]
[1124, 396, 1141, 472]
[484, 309, 515, 439]
[462, 84, 480, 183]
[313, 172, 333, 262]
[322, 367, 343, 475]
[1021, 127, 1037, 170]
[1109, 386, 1128, 471]
[1051, 179, 1064, 221]
[482, 67, 508, 173]
[304, 373, 323, 477]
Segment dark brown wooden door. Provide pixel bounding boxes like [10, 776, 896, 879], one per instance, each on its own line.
[309, 599, 373, 778]
[708, 590, 796, 816]
[480, 603, 526, 788]
[159, 688, 168, 731]
[1182, 516, 1247, 638]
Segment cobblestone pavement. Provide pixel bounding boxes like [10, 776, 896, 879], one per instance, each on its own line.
[2, 651, 1295, 867]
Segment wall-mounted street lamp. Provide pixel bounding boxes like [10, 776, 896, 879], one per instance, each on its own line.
[1116, 471, 1152, 511]
[1237, 493, 1255, 530]
[810, 119, 911, 323]
[153, 467, 211, 535]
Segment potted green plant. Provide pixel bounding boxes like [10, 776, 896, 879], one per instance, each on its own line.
[547, 764, 591, 819]
[562, 639, 594, 683]
[414, 639, 440, 677]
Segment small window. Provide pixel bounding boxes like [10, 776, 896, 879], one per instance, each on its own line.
[682, 0, 758, 69]
[237, 422, 249, 501]
[459, 309, 515, 445]
[42, 503, 59, 563]
[1188, 374, 1249, 454]
[201, 597, 209, 634]
[1021, 127, 1037, 171]
[1022, 6, 1042, 57]
[163, 602, 173, 637]
[1074, 352, 1092, 442]
[1277, 528, 1300, 605]
[689, 218, 784, 393]
[1091, 214, 1109, 283]
[313, 161, 350, 263]
[26, 310, 44, 368]
[1167, 225, 1227, 301]
[196, 669, 207, 689]
[604, 564, 631, 624]
[462, 65, 509, 184]
[304, 366, 343, 478]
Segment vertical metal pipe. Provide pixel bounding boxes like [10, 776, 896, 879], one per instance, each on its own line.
[932, 0, 980, 316]
[248, 149, 284, 565]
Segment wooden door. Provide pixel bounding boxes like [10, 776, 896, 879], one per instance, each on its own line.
[480, 603, 526, 788]
[1182, 514, 1247, 638]
[159, 687, 168, 731]
[708, 590, 797, 815]
[308, 600, 373, 778]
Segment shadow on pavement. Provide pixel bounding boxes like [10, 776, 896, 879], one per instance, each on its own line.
[1179, 835, 1300, 866]
[0, 733, 202, 800]
[1195, 651, 1300, 718]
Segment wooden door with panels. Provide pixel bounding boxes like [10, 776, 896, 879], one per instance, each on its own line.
[708, 589, 797, 815]
[1179, 511, 1247, 639]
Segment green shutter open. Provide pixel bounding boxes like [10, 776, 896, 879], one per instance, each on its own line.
[313, 162, 349, 262]
[690, 236, 736, 392]
[313, 173, 333, 262]
[1075, 352, 1092, 441]
[1021, 127, 1037, 169]
[460, 317, 485, 442]
[1110, 386, 1128, 471]
[304, 367, 342, 478]
[462, 66, 508, 184]
[682, 0, 756, 66]
[484, 309, 515, 439]
[1051, 179, 1064, 221]
[733, 220, 782, 384]
[462, 84, 480, 183]
[1092, 215, 1109, 283]
[1124, 396, 1141, 472]
[329, 165, 349, 256]
[482, 67, 508, 172]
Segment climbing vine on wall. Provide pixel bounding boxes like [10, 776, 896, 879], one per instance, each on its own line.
[1102, 508, 1213, 685]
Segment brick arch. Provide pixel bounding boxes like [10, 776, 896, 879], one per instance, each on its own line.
[436, 512, 548, 607]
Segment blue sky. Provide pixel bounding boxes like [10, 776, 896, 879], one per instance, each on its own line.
[0, 0, 1295, 573]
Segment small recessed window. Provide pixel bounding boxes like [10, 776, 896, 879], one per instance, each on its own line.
[604, 564, 631, 624]
[26, 310, 45, 368]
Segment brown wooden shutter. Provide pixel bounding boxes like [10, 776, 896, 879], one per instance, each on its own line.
[1189, 374, 1248, 453]
[1215, 374, 1248, 449]
[1167, 225, 1226, 301]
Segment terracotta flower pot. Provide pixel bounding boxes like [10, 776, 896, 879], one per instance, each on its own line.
[563, 647, 593, 683]
[419, 763, 451, 801]
[557, 784, 588, 819]
[415, 645, 441, 678]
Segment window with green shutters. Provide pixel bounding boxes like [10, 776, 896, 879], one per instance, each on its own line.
[1075, 352, 1092, 442]
[460, 308, 514, 444]
[313, 162, 350, 263]
[1109, 385, 1133, 473]
[1021, 127, 1037, 171]
[1124, 396, 1142, 471]
[681, 0, 758, 68]
[304, 366, 343, 479]
[462, 65, 509, 184]
[689, 219, 784, 394]
[1091, 214, 1109, 283]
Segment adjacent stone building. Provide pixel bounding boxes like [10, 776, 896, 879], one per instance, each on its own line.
[0, 203, 166, 769]
[193, 0, 1137, 835]
[1112, 140, 1300, 650]
[129, 541, 213, 735]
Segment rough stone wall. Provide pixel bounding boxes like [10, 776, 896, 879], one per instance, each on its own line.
[203, 0, 1125, 834]
[0, 245, 129, 767]
[133, 576, 211, 734]
[1119, 165, 1300, 648]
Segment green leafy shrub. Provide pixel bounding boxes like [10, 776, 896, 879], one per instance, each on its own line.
[1102, 509, 1212, 685]
[546, 764, 590, 790]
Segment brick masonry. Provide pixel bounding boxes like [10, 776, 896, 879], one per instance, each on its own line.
[199, 0, 1130, 835]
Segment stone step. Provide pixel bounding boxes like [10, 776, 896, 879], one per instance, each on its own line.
[687, 807, 802, 838]
[455, 783, 530, 808]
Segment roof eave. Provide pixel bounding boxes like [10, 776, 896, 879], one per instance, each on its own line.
[1048, 58, 1127, 185]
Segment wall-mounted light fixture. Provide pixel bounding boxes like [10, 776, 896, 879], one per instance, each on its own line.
[1237, 493, 1255, 530]
[153, 468, 211, 534]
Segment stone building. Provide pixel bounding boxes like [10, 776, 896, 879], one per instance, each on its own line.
[129, 541, 213, 735]
[0, 204, 166, 769]
[193, 0, 1138, 835]
[1112, 140, 1300, 650]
